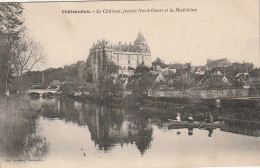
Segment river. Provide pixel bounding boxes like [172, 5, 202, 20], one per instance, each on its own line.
[2, 98, 260, 168]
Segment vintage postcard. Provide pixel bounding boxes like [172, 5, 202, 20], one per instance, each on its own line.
[0, 0, 259, 168]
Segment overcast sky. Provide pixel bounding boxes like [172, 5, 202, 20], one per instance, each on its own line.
[23, 0, 259, 70]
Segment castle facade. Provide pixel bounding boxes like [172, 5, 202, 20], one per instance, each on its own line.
[86, 31, 152, 83]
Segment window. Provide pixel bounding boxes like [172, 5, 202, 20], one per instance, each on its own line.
[142, 61, 144, 65]
[117, 54, 119, 61]
[137, 60, 139, 64]
[128, 60, 130, 64]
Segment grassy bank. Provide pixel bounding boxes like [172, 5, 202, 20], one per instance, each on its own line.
[71, 95, 260, 122]
[140, 99, 260, 122]
[0, 97, 48, 160]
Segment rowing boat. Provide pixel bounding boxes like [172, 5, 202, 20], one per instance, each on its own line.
[168, 119, 225, 129]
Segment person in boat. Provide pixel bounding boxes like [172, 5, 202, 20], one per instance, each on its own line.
[204, 112, 213, 123]
[187, 115, 193, 123]
[176, 113, 181, 122]
[208, 113, 214, 123]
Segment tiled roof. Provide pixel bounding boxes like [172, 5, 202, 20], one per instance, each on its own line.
[200, 75, 232, 88]
[113, 44, 150, 53]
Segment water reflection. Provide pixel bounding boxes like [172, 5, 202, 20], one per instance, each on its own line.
[37, 98, 260, 157]
[208, 128, 214, 137]
[8, 98, 257, 167]
[188, 128, 193, 136]
[173, 127, 215, 137]
[40, 100, 153, 154]
[169, 123, 260, 138]
[221, 123, 260, 137]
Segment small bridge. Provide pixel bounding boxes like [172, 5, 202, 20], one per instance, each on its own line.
[27, 88, 59, 97]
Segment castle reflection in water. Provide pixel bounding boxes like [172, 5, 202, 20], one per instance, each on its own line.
[39, 99, 260, 155]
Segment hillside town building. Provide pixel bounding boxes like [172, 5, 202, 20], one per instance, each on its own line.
[86, 31, 152, 83]
[205, 58, 231, 70]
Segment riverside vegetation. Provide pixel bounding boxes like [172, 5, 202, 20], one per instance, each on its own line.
[0, 97, 48, 160]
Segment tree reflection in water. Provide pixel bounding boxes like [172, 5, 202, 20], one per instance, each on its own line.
[41, 100, 153, 155]
[40, 99, 260, 156]
[134, 124, 153, 155]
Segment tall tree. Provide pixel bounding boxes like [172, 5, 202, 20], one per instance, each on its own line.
[11, 34, 44, 94]
[0, 3, 24, 95]
[127, 66, 153, 107]
[95, 40, 119, 99]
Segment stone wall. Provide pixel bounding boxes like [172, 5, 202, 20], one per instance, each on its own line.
[196, 88, 249, 98]
[148, 88, 249, 99]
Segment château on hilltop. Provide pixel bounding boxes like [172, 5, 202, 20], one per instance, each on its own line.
[86, 31, 152, 83]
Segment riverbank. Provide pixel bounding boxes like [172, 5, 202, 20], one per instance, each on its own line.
[140, 98, 260, 122]
[0, 97, 48, 160]
[6, 97, 259, 168]
[62, 95, 260, 122]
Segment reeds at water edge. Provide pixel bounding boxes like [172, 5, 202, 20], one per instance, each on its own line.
[0, 97, 48, 160]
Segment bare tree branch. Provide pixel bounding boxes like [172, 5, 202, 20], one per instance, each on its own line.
[9, 32, 45, 93]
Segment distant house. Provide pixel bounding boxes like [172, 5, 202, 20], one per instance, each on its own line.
[234, 73, 250, 88]
[235, 72, 249, 78]
[194, 69, 205, 76]
[193, 66, 205, 82]
[232, 62, 254, 74]
[200, 74, 232, 89]
[49, 80, 61, 89]
[205, 58, 231, 70]
[210, 67, 226, 76]
[196, 70, 251, 98]
[162, 67, 176, 75]
[152, 57, 165, 71]
[154, 72, 166, 84]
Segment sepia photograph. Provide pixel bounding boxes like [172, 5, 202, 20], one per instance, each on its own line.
[0, 0, 259, 167]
